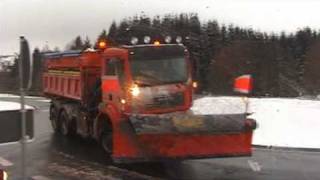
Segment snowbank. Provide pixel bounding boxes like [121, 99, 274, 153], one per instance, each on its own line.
[0, 94, 42, 99]
[191, 96, 320, 149]
[0, 101, 34, 111]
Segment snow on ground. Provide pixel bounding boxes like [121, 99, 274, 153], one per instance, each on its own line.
[0, 93, 43, 99]
[35, 99, 51, 103]
[192, 96, 247, 115]
[192, 96, 320, 149]
[0, 101, 34, 111]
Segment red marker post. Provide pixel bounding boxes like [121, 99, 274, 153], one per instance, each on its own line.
[234, 75, 253, 113]
[234, 74, 253, 94]
[0, 169, 8, 180]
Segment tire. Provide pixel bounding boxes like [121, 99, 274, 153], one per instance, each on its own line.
[101, 131, 113, 154]
[60, 110, 70, 136]
[50, 105, 60, 132]
[100, 121, 113, 154]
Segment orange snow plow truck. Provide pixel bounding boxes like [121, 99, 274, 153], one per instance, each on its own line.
[42, 36, 256, 163]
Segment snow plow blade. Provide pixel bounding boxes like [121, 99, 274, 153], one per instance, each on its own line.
[113, 112, 256, 163]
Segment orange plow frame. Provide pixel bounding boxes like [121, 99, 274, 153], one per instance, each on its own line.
[112, 113, 256, 163]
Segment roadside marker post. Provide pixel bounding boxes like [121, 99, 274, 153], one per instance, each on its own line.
[234, 74, 253, 114]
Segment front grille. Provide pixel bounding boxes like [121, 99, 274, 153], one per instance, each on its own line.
[145, 92, 184, 109]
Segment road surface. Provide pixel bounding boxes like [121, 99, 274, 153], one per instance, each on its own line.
[0, 95, 319, 180]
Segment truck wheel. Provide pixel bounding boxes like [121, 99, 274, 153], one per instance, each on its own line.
[101, 131, 112, 154]
[50, 105, 60, 132]
[60, 111, 70, 136]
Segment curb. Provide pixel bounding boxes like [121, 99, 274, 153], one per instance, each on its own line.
[253, 145, 320, 153]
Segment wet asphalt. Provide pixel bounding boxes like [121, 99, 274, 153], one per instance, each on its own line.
[0, 96, 320, 180]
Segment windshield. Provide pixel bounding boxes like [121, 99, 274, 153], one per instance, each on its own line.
[130, 57, 188, 86]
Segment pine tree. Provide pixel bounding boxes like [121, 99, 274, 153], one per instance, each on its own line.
[198, 27, 211, 91]
[189, 14, 201, 35]
[69, 36, 84, 50]
[161, 14, 174, 34]
[83, 36, 92, 49]
[152, 16, 161, 29]
[139, 15, 151, 27]
[220, 25, 229, 45]
[108, 21, 118, 40]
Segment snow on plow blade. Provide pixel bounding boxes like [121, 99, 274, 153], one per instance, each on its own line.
[130, 113, 256, 134]
[115, 112, 256, 162]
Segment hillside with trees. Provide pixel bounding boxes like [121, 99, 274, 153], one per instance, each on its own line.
[71, 13, 317, 97]
[3, 13, 320, 97]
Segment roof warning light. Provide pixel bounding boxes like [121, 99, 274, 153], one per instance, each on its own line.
[153, 41, 161, 46]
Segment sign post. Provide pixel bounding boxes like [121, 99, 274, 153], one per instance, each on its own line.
[19, 36, 30, 180]
[0, 37, 33, 180]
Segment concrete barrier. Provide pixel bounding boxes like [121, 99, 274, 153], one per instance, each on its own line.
[0, 101, 34, 144]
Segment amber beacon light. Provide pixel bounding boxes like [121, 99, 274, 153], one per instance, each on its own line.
[153, 41, 161, 46]
[98, 41, 107, 49]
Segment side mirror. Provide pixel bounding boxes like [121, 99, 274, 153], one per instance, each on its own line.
[234, 74, 253, 94]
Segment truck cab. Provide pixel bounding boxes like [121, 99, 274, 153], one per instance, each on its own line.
[101, 44, 193, 116]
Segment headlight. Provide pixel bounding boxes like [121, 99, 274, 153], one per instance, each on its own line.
[130, 84, 140, 97]
[192, 81, 198, 88]
[120, 99, 126, 104]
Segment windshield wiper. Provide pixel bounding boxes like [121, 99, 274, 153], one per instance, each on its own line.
[134, 81, 153, 87]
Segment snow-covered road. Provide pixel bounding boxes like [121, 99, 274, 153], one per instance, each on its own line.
[192, 96, 320, 149]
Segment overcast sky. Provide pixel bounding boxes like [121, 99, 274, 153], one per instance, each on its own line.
[1, 0, 320, 55]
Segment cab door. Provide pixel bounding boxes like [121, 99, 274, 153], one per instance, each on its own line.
[101, 57, 126, 110]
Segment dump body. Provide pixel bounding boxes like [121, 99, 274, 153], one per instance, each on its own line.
[43, 50, 102, 103]
[43, 45, 256, 163]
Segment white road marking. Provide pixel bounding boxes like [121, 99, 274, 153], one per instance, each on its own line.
[0, 157, 13, 167]
[41, 109, 50, 112]
[248, 160, 262, 172]
[31, 175, 51, 180]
